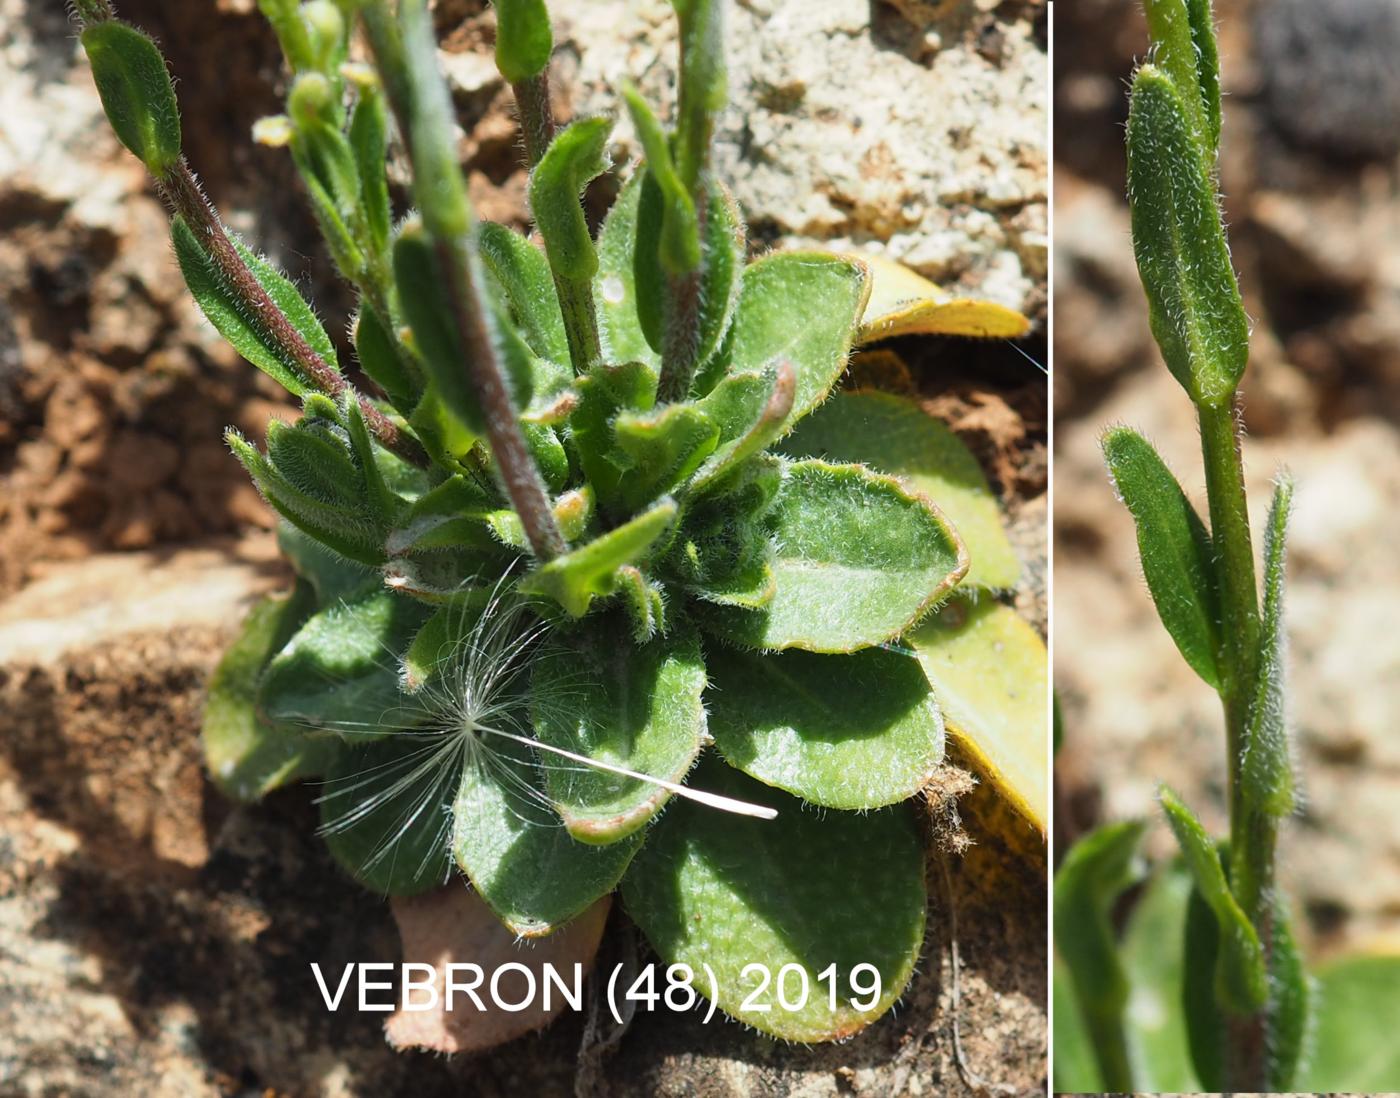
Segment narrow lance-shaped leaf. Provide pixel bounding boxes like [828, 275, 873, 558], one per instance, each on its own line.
[172, 216, 341, 398]
[1143, 0, 1222, 155]
[80, 20, 182, 175]
[1267, 893, 1311, 1091]
[1053, 820, 1148, 1092]
[529, 117, 612, 283]
[1158, 786, 1268, 1014]
[1103, 427, 1221, 687]
[348, 81, 393, 259]
[1240, 474, 1295, 817]
[519, 499, 678, 617]
[622, 86, 700, 275]
[1126, 65, 1247, 409]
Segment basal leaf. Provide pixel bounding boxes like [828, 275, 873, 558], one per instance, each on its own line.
[519, 499, 677, 617]
[452, 735, 642, 937]
[852, 253, 1030, 344]
[726, 252, 871, 431]
[173, 216, 339, 397]
[706, 645, 943, 809]
[699, 459, 967, 653]
[784, 390, 1021, 590]
[259, 585, 433, 734]
[908, 593, 1047, 832]
[1054, 954, 1103, 1093]
[202, 585, 339, 801]
[319, 732, 456, 896]
[1103, 427, 1221, 687]
[531, 616, 705, 843]
[689, 362, 795, 493]
[621, 757, 926, 1041]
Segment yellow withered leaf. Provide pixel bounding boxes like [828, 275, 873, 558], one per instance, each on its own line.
[909, 592, 1047, 833]
[851, 252, 1031, 344]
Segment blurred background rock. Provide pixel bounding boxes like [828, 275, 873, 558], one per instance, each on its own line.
[1054, 0, 1400, 958]
[0, 1, 1046, 1093]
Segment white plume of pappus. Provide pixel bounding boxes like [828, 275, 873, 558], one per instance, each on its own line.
[306, 566, 777, 885]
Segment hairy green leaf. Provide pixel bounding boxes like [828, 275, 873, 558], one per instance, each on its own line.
[1241, 475, 1295, 817]
[353, 303, 419, 410]
[707, 645, 943, 809]
[258, 586, 432, 734]
[478, 221, 569, 365]
[529, 116, 612, 282]
[492, 0, 553, 82]
[1182, 871, 1225, 1090]
[1304, 952, 1400, 1090]
[277, 521, 376, 606]
[612, 401, 719, 510]
[622, 86, 699, 276]
[532, 616, 705, 843]
[202, 585, 339, 801]
[690, 363, 794, 493]
[726, 252, 870, 431]
[594, 172, 661, 369]
[784, 391, 1020, 591]
[228, 429, 387, 565]
[349, 84, 393, 257]
[700, 460, 967, 653]
[519, 499, 677, 617]
[1102, 427, 1221, 686]
[173, 217, 339, 398]
[1268, 895, 1310, 1090]
[453, 735, 642, 936]
[1158, 786, 1268, 1014]
[1126, 65, 1247, 408]
[622, 757, 925, 1041]
[1121, 863, 1198, 1091]
[80, 21, 182, 174]
[320, 733, 455, 896]
[1143, 0, 1221, 154]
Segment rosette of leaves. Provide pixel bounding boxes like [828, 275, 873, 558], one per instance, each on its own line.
[75, 0, 1039, 1041]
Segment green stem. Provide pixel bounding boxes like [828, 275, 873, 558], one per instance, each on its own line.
[553, 274, 601, 374]
[1198, 396, 1271, 1087]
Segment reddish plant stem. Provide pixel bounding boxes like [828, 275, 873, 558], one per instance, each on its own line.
[511, 72, 555, 170]
[158, 161, 428, 467]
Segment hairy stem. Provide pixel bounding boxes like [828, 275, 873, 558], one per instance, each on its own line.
[657, 185, 708, 403]
[435, 237, 566, 560]
[361, 1, 565, 560]
[158, 161, 428, 467]
[1199, 396, 1271, 1086]
[511, 72, 554, 169]
[554, 273, 602, 374]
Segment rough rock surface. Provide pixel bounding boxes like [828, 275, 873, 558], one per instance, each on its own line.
[1055, 0, 1400, 956]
